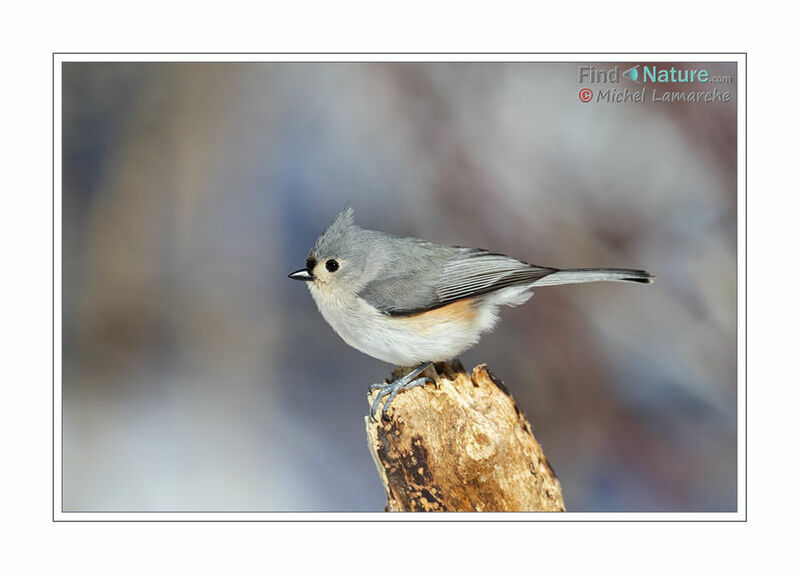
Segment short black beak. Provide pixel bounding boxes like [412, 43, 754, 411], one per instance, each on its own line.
[288, 268, 314, 281]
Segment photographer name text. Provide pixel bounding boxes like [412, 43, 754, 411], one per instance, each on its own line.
[591, 86, 731, 104]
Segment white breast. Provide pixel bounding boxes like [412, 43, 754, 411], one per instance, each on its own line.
[307, 282, 534, 366]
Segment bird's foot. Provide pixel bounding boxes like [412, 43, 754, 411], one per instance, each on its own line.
[369, 362, 434, 421]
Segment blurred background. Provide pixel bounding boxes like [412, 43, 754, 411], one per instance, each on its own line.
[61, 61, 737, 512]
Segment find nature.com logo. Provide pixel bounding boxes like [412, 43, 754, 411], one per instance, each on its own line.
[577, 64, 733, 104]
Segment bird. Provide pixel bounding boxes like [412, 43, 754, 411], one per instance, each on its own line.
[289, 207, 653, 419]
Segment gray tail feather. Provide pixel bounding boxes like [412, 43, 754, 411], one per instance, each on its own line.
[534, 268, 654, 287]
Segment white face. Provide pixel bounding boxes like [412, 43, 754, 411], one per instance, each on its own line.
[306, 255, 349, 289]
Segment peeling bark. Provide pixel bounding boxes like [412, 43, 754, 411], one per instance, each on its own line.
[366, 360, 565, 512]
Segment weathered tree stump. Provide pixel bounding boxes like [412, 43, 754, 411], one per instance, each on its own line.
[366, 360, 565, 512]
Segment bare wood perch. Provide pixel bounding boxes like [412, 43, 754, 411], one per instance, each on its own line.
[366, 360, 565, 512]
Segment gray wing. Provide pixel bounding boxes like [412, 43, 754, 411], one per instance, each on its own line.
[359, 247, 557, 316]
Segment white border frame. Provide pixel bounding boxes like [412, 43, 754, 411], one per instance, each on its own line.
[53, 53, 746, 522]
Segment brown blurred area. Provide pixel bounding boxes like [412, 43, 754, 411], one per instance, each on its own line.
[62, 61, 737, 511]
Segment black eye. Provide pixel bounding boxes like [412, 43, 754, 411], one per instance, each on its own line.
[306, 257, 316, 270]
[325, 259, 339, 272]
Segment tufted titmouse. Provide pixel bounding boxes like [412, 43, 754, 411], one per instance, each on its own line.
[289, 207, 653, 419]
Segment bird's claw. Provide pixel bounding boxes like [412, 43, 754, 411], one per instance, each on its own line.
[370, 375, 434, 421]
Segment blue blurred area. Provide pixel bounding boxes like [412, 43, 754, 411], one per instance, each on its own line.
[61, 62, 737, 512]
